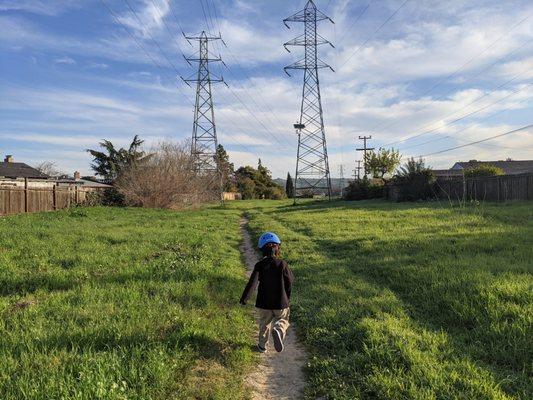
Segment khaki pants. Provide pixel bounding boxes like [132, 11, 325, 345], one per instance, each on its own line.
[257, 308, 290, 348]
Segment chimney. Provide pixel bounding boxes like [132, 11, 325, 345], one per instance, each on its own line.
[4, 155, 13, 163]
[74, 171, 81, 181]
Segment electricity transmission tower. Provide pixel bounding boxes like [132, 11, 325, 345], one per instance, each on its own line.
[181, 31, 226, 173]
[356, 135, 374, 177]
[284, 0, 334, 200]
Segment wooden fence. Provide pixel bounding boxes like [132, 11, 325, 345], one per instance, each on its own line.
[0, 185, 97, 216]
[435, 173, 533, 202]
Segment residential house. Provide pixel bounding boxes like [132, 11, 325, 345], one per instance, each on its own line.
[450, 160, 533, 175]
[0, 155, 52, 188]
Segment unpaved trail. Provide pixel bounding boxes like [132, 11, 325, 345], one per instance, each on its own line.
[239, 217, 307, 400]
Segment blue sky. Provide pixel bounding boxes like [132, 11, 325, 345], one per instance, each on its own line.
[1, 0, 532, 178]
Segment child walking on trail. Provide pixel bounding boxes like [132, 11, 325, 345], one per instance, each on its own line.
[240, 232, 294, 353]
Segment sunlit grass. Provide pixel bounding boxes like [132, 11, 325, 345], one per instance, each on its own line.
[0, 206, 254, 400]
[241, 200, 532, 399]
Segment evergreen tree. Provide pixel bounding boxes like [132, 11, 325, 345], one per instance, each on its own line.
[87, 135, 150, 182]
[286, 172, 295, 198]
[235, 162, 285, 200]
[215, 144, 236, 191]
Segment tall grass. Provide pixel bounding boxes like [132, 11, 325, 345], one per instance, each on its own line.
[0, 207, 254, 400]
[243, 200, 532, 399]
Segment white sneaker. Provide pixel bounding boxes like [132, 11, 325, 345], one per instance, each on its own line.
[272, 328, 284, 352]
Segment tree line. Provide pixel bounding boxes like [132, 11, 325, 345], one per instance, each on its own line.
[86, 136, 285, 208]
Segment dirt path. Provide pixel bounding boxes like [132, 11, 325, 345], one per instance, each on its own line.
[239, 217, 307, 400]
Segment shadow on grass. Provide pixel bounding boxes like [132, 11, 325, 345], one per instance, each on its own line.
[299, 229, 531, 397]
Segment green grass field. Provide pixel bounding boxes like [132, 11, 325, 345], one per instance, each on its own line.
[0, 207, 255, 400]
[1, 200, 532, 399]
[242, 200, 532, 399]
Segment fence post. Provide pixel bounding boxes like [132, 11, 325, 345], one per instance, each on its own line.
[75, 185, 79, 204]
[462, 171, 466, 205]
[24, 178, 29, 213]
[53, 184, 57, 210]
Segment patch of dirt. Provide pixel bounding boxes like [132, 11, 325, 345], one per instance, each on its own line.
[12, 299, 37, 311]
[239, 217, 307, 400]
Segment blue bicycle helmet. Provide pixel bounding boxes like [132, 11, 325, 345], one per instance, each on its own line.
[258, 232, 281, 249]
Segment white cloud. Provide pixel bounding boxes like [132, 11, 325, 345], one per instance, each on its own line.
[1, 0, 532, 178]
[87, 62, 109, 69]
[0, 0, 84, 16]
[117, 0, 171, 38]
[54, 56, 76, 65]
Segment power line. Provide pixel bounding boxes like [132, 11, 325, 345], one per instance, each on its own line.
[337, 4, 370, 46]
[382, 80, 532, 147]
[167, 0, 186, 34]
[148, 0, 185, 54]
[206, 0, 291, 135]
[369, 17, 532, 137]
[195, 0, 292, 150]
[418, 124, 533, 157]
[338, 0, 409, 70]
[122, 0, 183, 75]
[99, 0, 258, 157]
[396, 89, 531, 152]
[99, 0, 192, 102]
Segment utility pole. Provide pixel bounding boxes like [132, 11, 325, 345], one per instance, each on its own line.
[354, 160, 363, 180]
[356, 135, 374, 177]
[284, 0, 334, 200]
[181, 31, 226, 175]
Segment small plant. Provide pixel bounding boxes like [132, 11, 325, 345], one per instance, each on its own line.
[343, 176, 384, 200]
[393, 157, 435, 201]
[464, 164, 504, 178]
[364, 147, 402, 181]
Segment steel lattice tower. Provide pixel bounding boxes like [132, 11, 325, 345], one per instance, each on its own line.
[284, 0, 334, 199]
[181, 31, 225, 173]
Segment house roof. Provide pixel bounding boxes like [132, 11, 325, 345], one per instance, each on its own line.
[56, 178, 112, 188]
[431, 169, 463, 177]
[0, 162, 50, 179]
[451, 160, 533, 175]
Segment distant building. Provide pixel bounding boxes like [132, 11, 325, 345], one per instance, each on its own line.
[431, 169, 464, 179]
[0, 155, 50, 179]
[432, 159, 533, 178]
[450, 160, 533, 175]
[56, 171, 112, 189]
[0, 155, 111, 190]
[0, 155, 52, 188]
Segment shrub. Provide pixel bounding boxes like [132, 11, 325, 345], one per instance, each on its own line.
[393, 158, 435, 201]
[364, 148, 401, 181]
[115, 141, 219, 209]
[464, 164, 504, 178]
[235, 161, 284, 200]
[343, 177, 384, 200]
[299, 189, 316, 199]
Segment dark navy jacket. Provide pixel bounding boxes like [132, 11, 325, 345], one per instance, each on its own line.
[240, 257, 294, 309]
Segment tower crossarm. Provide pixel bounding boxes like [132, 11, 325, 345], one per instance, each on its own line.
[284, 59, 334, 76]
[283, 0, 333, 27]
[284, 33, 334, 51]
